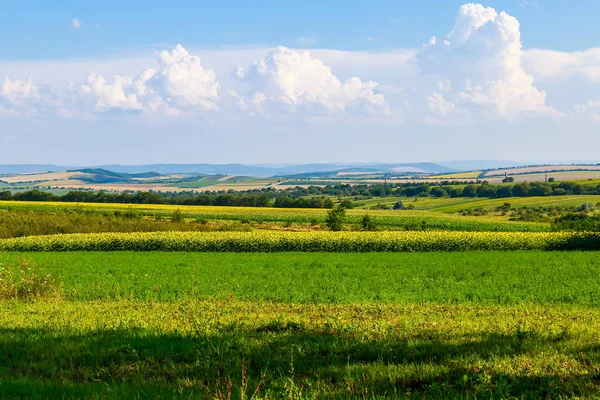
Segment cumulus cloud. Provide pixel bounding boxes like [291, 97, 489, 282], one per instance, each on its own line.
[143, 45, 220, 110]
[75, 44, 220, 115]
[415, 3, 551, 120]
[236, 46, 387, 115]
[79, 74, 142, 111]
[0, 77, 71, 118]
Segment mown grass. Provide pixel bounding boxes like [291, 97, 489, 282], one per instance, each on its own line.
[2, 251, 600, 305]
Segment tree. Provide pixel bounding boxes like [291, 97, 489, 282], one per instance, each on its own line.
[548, 177, 555, 183]
[339, 200, 354, 209]
[361, 214, 377, 231]
[496, 186, 513, 198]
[430, 187, 448, 198]
[325, 206, 347, 231]
[393, 201, 404, 210]
[462, 185, 477, 198]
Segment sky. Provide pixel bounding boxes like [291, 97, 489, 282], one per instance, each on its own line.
[1, 0, 600, 165]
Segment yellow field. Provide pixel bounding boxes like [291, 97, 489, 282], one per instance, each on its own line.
[429, 171, 482, 179]
[0, 171, 87, 183]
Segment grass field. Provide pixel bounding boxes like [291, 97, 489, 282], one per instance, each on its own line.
[0, 200, 551, 232]
[2, 251, 600, 398]
[2, 251, 600, 305]
[2, 197, 600, 397]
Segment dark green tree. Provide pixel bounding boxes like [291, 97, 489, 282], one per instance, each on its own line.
[325, 206, 347, 231]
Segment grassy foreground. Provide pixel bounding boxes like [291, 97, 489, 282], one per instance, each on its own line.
[2, 251, 600, 398]
[2, 301, 600, 398]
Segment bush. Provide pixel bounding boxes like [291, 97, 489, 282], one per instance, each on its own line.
[393, 201, 404, 210]
[325, 206, 347, 231]
[579, 202, 595, 212]
[171, 208, 185, 223]
[361, 215, 378, 231]
[339, 200, 354, 209]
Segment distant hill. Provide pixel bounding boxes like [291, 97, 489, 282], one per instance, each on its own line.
[436, 160, 521, 171]
[1, 163, 455, 177]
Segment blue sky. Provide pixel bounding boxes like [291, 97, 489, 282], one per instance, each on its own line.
[1, 0, 598, 58]
[1, 1, 600, 164]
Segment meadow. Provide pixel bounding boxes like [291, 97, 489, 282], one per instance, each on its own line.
[0, 200, 551, 232]
[2, 197, 600, 398]
[2, 252, 600, 398]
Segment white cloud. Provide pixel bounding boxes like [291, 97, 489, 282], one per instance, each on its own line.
[523, 48, 600, 82]
[415, 3, 552, 120]
[143, 44, 220, 110]
[72, 19, 82, 29]
[1, 77, 72, 118]
[79, 73, 142, 111]
[74, 44, 220, 115]
[236, 46, 387, 115]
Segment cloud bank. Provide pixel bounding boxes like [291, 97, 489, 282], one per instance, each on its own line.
[1, 3, 600, 126]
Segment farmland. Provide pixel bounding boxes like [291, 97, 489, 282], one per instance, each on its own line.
[2, 252, 600, 398]
[0, 200, 552, 232]
[2, 195, 600, 398]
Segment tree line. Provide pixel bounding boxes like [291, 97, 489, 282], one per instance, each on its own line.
[1, 180, 599, 208]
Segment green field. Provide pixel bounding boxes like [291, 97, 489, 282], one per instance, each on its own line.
[2, 198, 600, 398]
[2, 251, 600, 398]
[0, 200, 551, 232]
[2, 251, 600, 305]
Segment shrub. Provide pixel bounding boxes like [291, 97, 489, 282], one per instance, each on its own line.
[393, 201, 404, 210]
[579, 202, 595, 212]
[361, 215, 378, 231]
[171, 208, 185, 223]
[325, 206, 347, 231]
[339, 200, 354, 209]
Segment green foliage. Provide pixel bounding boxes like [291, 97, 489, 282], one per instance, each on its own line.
[553, 213, 600, 232]
[325, 206, 346, 231]
[171, 208, 184, 223]
[1, 230, 600, 252]
[392, 201, 404, 210]
[0, 209, 245, 239]
[360, 214, 377, 231]
[338, 199, 354, 209]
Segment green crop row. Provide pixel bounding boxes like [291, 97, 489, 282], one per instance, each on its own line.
[1, 231, 599, 252]
[0, 201, 549, 232]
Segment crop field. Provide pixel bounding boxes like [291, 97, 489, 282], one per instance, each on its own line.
[2, 251, 600, 398]
[2, 198, 600, 398]
[2, 230, 600, 252]
[0, 200, 550, 232]
[429, 171, 482, 179]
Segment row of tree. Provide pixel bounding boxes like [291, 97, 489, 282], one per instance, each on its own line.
[1, 181, 599, 208]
